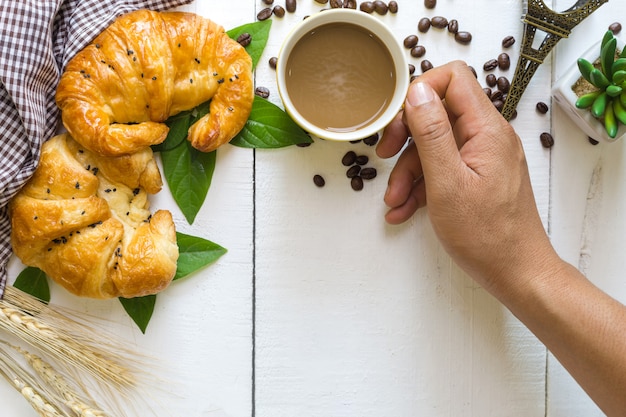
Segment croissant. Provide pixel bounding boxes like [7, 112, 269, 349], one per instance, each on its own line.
[56, 9, 254, 156]
[9, 133, 179, 299]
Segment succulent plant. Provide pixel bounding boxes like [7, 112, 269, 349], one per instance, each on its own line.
[575, 30, 626, 138]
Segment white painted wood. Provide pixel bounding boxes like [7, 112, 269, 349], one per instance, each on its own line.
[254, 1, 550, 416]
[550, 1, 626, 415]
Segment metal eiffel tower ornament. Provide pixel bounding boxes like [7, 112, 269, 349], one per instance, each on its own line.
[501, 0, 610, 121]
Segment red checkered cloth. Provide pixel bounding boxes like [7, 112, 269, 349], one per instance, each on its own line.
[0, 0, 193, 297]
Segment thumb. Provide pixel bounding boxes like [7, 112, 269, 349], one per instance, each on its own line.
[403, 82, 463, 180]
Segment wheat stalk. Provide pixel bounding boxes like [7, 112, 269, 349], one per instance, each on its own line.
[0, 287, 135, 388]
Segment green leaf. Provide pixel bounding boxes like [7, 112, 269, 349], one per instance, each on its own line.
[152, 114, 191, 153]
[592, 91, 609, 118]
[602, 30, 615, 50]
[590, 68, 610, 89]
[161, 141, 216, 225]
[119, 295, 156, 334]
[227, 20, 272, 70]
[601, 36, 617, 81]
[174, 232, 227, 280]
[607, 84, 623, 97]
[576, 91, 601, 109]
[13, 267, 50, 303]
[605, 103, 619, 138]
[578, 58, 595, 83]
[230, 96, 312, 148]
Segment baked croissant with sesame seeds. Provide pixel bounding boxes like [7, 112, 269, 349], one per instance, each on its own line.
[9, 133, 179, 299]
[55, 9, 254, 156]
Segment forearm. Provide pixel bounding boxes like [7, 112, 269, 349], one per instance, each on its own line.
[494, 254, 626, 416]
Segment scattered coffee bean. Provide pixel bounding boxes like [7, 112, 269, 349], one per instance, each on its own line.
[257, 7, 273, 20]
[421, 60, 434, 72]
[404, 34, 419, 49]
[540, 132, 554, 148]
[483, 58, 498, 71]
[468, 66, 477, 78]
[490, 90, 504, 102]
[355, 155, 369, 165]
[262, 0, 274, 4]
[314, 0, 328, 3]
[411, 45, 426, 58]
[269, 56, 278, 69]
[273, 5, 285, 17]
[454, 31, 472, 44]
[492, 99, 504, 112]
[255, 86, 270, 98]
[502, 35, 516, 48]
[497, 52, 511, 70]
[351, 176, 364, 191]
[486, 73, 497, 87]
[374, 0, 388, 14]
[536, 101, 549, 114]
[345, 0, 357, 9]
[424, 0, 436, 9]
[313, 174, 325, 187]
[496, 76, 510, 93]
[285, 0, 296, 12]
[609, 21, 622, 34]
[330, 0, 342, 7]
[360, 1, 375, 12]
[588, 136, 599, 145]
[388, 1, 398, 13]
[237, 33, 252, 47]
[408, 63, 416, 75]
[430, 16, 448, 29]
[483, 87, 492, 98]
[447, 19, 459, 34]
[296, 141, 311, 147]
[363, 133, 379, 146]
[342, 150, 357, 166]
[418, 17, 431, 33]
[347, 165, 362, 178]
[360, 167, 377, 180]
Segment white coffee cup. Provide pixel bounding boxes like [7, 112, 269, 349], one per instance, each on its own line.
[276, 9, 410, 142]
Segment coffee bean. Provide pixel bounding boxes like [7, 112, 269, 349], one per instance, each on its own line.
[431, 16, 448, 29]
[374, 0, 388, 14]
[496, 76, 510, 93]
[411, 45, 426, 58]
[285, 0, 296, 12]
[404, 35, 419, 49]
[502, 35, 516, 48]
[492, 99, 504, 112]
[363, 133, 379, 146]
[421, 60, 433, 73]
[418, 17, 431, 33]
[257, 7, 272, 20]
[497, 53, 511, 70]
[408, 63, 416, 75]
[483, 87, 492, 98]
[255, 86, 270, 98]
[454, 31, 472, 44]
[490, 90, 504, 102]
[314, 0, 328, 3]
[351, 176, 364, 191]
[237, 33, 252, 47]
[424, 0, 436, 9]
[313, 174, 325, 187]
[540, 132, 554, 148]
[388, 1, 398, 13]
[356, 155, 369, 165]
[447, 19, 459, 34]
[360, 1, 375, 12]
[536, 101, 549, 114]
[468, 66, 477, 78]
[486, 73, 497, 87]
[345, 0, 357, 9]
[347, 165, 361, 178]
[296, 141, 311, 147]
[268, 56, 277, 69]
[262, 0, 274, 4]
[342, 151, 357, 166]
[588, 136, 599, 145]
[330, 0, 342, 7]
[273, 5, 285, 17]
[360, 167, 377, 180]
[483, 59, 498, 71]
[609, 21, 622, 34]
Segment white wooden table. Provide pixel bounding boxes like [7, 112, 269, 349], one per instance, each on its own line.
[3, 0, 625, 415]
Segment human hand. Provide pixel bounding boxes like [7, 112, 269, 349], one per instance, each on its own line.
[377, 61, 556, 287]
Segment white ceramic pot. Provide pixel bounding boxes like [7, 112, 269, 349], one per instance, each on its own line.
[552, 37, 626, 142]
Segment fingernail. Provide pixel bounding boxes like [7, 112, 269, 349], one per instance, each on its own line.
[407, 82, 434, 107]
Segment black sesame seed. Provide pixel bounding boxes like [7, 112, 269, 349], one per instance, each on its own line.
[133, 188, 140, 195]
[218, 78, 225, 84]
[152, 76, 157, 80]
[195, 58, 201, 64]
[190, 79, 193, 83]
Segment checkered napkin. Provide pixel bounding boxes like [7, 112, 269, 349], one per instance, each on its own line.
[0, 0, 193, 297]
